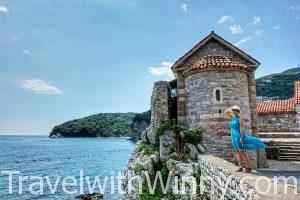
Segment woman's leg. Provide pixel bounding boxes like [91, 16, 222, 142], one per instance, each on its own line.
[236, 150, 243, 168]
[245, 155, 251, 169]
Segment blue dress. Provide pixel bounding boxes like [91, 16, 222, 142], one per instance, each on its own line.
[230, 116, 267, 152]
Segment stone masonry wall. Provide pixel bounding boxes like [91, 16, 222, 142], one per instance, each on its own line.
[174, 38, 255, 127]
[295, 104, 300, 131]
[184, 70, 251, 162]
[258, 113, 296, 132]
[141, 81, 170, 145]
[198, 154, 300, 200]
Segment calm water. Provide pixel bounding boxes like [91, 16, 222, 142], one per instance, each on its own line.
[0, 136, 136, 200]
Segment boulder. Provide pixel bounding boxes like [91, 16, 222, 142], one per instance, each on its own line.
[146, 126, 156, 145]
[166, 160, 199, 200]
[149, 151, 160, 166]
[131, 120, 149, 141]
[196, 144, 206, 154]
[184, 143, 199, 160]
[141, 129, 149, 143]
[159, 131, 177, 163]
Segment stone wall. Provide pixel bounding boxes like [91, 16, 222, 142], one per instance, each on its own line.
[295, 104, 300, 131]
[258, 113, 296, 132]
[174, 38, 255, 127]
[184, 70, 252, 162]
[198, 154, 300, 200]
[141, 81, 170, 145]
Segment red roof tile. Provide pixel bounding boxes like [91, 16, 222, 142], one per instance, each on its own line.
[295, 81, 300, 104]
[183, 55, 254, 76]
[172, 31, 260, 70]
[257, 99, 295, 114]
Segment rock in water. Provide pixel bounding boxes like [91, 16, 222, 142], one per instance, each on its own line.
[75, 193, 103, 200]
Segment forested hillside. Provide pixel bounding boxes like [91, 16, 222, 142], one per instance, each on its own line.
[49, 113, 137, 137]
[256, 67, 300, 99]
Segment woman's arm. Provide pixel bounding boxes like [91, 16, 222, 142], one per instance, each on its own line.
[224, 108, 233, 119]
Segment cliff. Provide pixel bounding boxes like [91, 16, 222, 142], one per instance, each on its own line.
[130, 110, 151, 141]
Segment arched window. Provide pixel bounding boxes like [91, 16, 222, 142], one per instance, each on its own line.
[213, 87, 223, 103]
[216, 89, 221, 101]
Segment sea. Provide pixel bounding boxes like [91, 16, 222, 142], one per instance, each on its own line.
[0, 136, 136, 200]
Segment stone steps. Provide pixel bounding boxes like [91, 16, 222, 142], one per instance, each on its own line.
[259, 132, 300, 139]
[279, 147, 300, 151]
[279, 149, 300, 153]
[261, 137, 300, 161]
[277, 156, 300, 161]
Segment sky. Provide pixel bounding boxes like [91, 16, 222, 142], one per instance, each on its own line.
[0, 0, 299, 135]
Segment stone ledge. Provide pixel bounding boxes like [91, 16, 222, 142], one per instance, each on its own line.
[197, 154, 300, 200]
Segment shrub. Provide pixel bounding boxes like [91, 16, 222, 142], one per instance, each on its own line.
[195, 166, 201, 194]
[160, 164, 170, 184]
[183, 129, 202, 145]
[134, 165, 143, 174]
[155, 122, 170, 145]
[178, 153, 190, 162]
[140, 143, 158, 155]
[139, 183, 163, 200]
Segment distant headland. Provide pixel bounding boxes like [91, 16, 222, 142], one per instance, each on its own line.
[49, 111, 150, 139]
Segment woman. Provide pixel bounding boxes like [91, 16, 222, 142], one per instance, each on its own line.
[224, 105, 267, 173]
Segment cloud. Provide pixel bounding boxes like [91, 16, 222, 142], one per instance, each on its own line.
[0, 5, 9, 13]
[252, 16, 261, 25]
[229, 24, 243, 34]
[22, 49, 31, 54]
[235, 37, 251, 46]
[22, 79, 62, 94]
[12, 36, 19, 41]
[148, 61, 174, 80]
[218, 15, 233, 24]
[180, 3, 188, 12]
[255, 30, 262, 36]
[273, 25, 281, 30]
[290, 5, 300, 10]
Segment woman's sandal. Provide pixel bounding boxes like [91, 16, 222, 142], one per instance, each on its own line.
[235, 167, 243, 172]
[245, 168, 251, 173]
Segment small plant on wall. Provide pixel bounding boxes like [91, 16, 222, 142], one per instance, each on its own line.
[155, 120, 202, 159]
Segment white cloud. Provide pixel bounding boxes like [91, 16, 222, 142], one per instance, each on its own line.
[12, 36, 19, 41]
[273, 25, 281, 30]
[22, 49, 31, 54]
[218, 15, 233, 24]
[148, 61, 174, 81]
[255, 30, 263, 36]
[0, 5, 9, 13]
[290, 5, 300, 10]
[180, 3, 188, 12]
[252, 16, 261, 25]
[229, 24, 243, 35]
[235, 37, 251, 46]
[22, 79, 62, 94]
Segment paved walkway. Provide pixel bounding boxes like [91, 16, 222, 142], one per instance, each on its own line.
[258, 160, 300, 193]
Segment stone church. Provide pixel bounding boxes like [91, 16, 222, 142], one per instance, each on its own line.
[169, 31, 262, 161]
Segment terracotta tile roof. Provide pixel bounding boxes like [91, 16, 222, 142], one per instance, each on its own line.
[172, 31, 260, 70]
[257, 99, 295, 114]
[183, 55, 254, 76]
[295, 81, 300, 104]
[257, 81, 300, 114]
